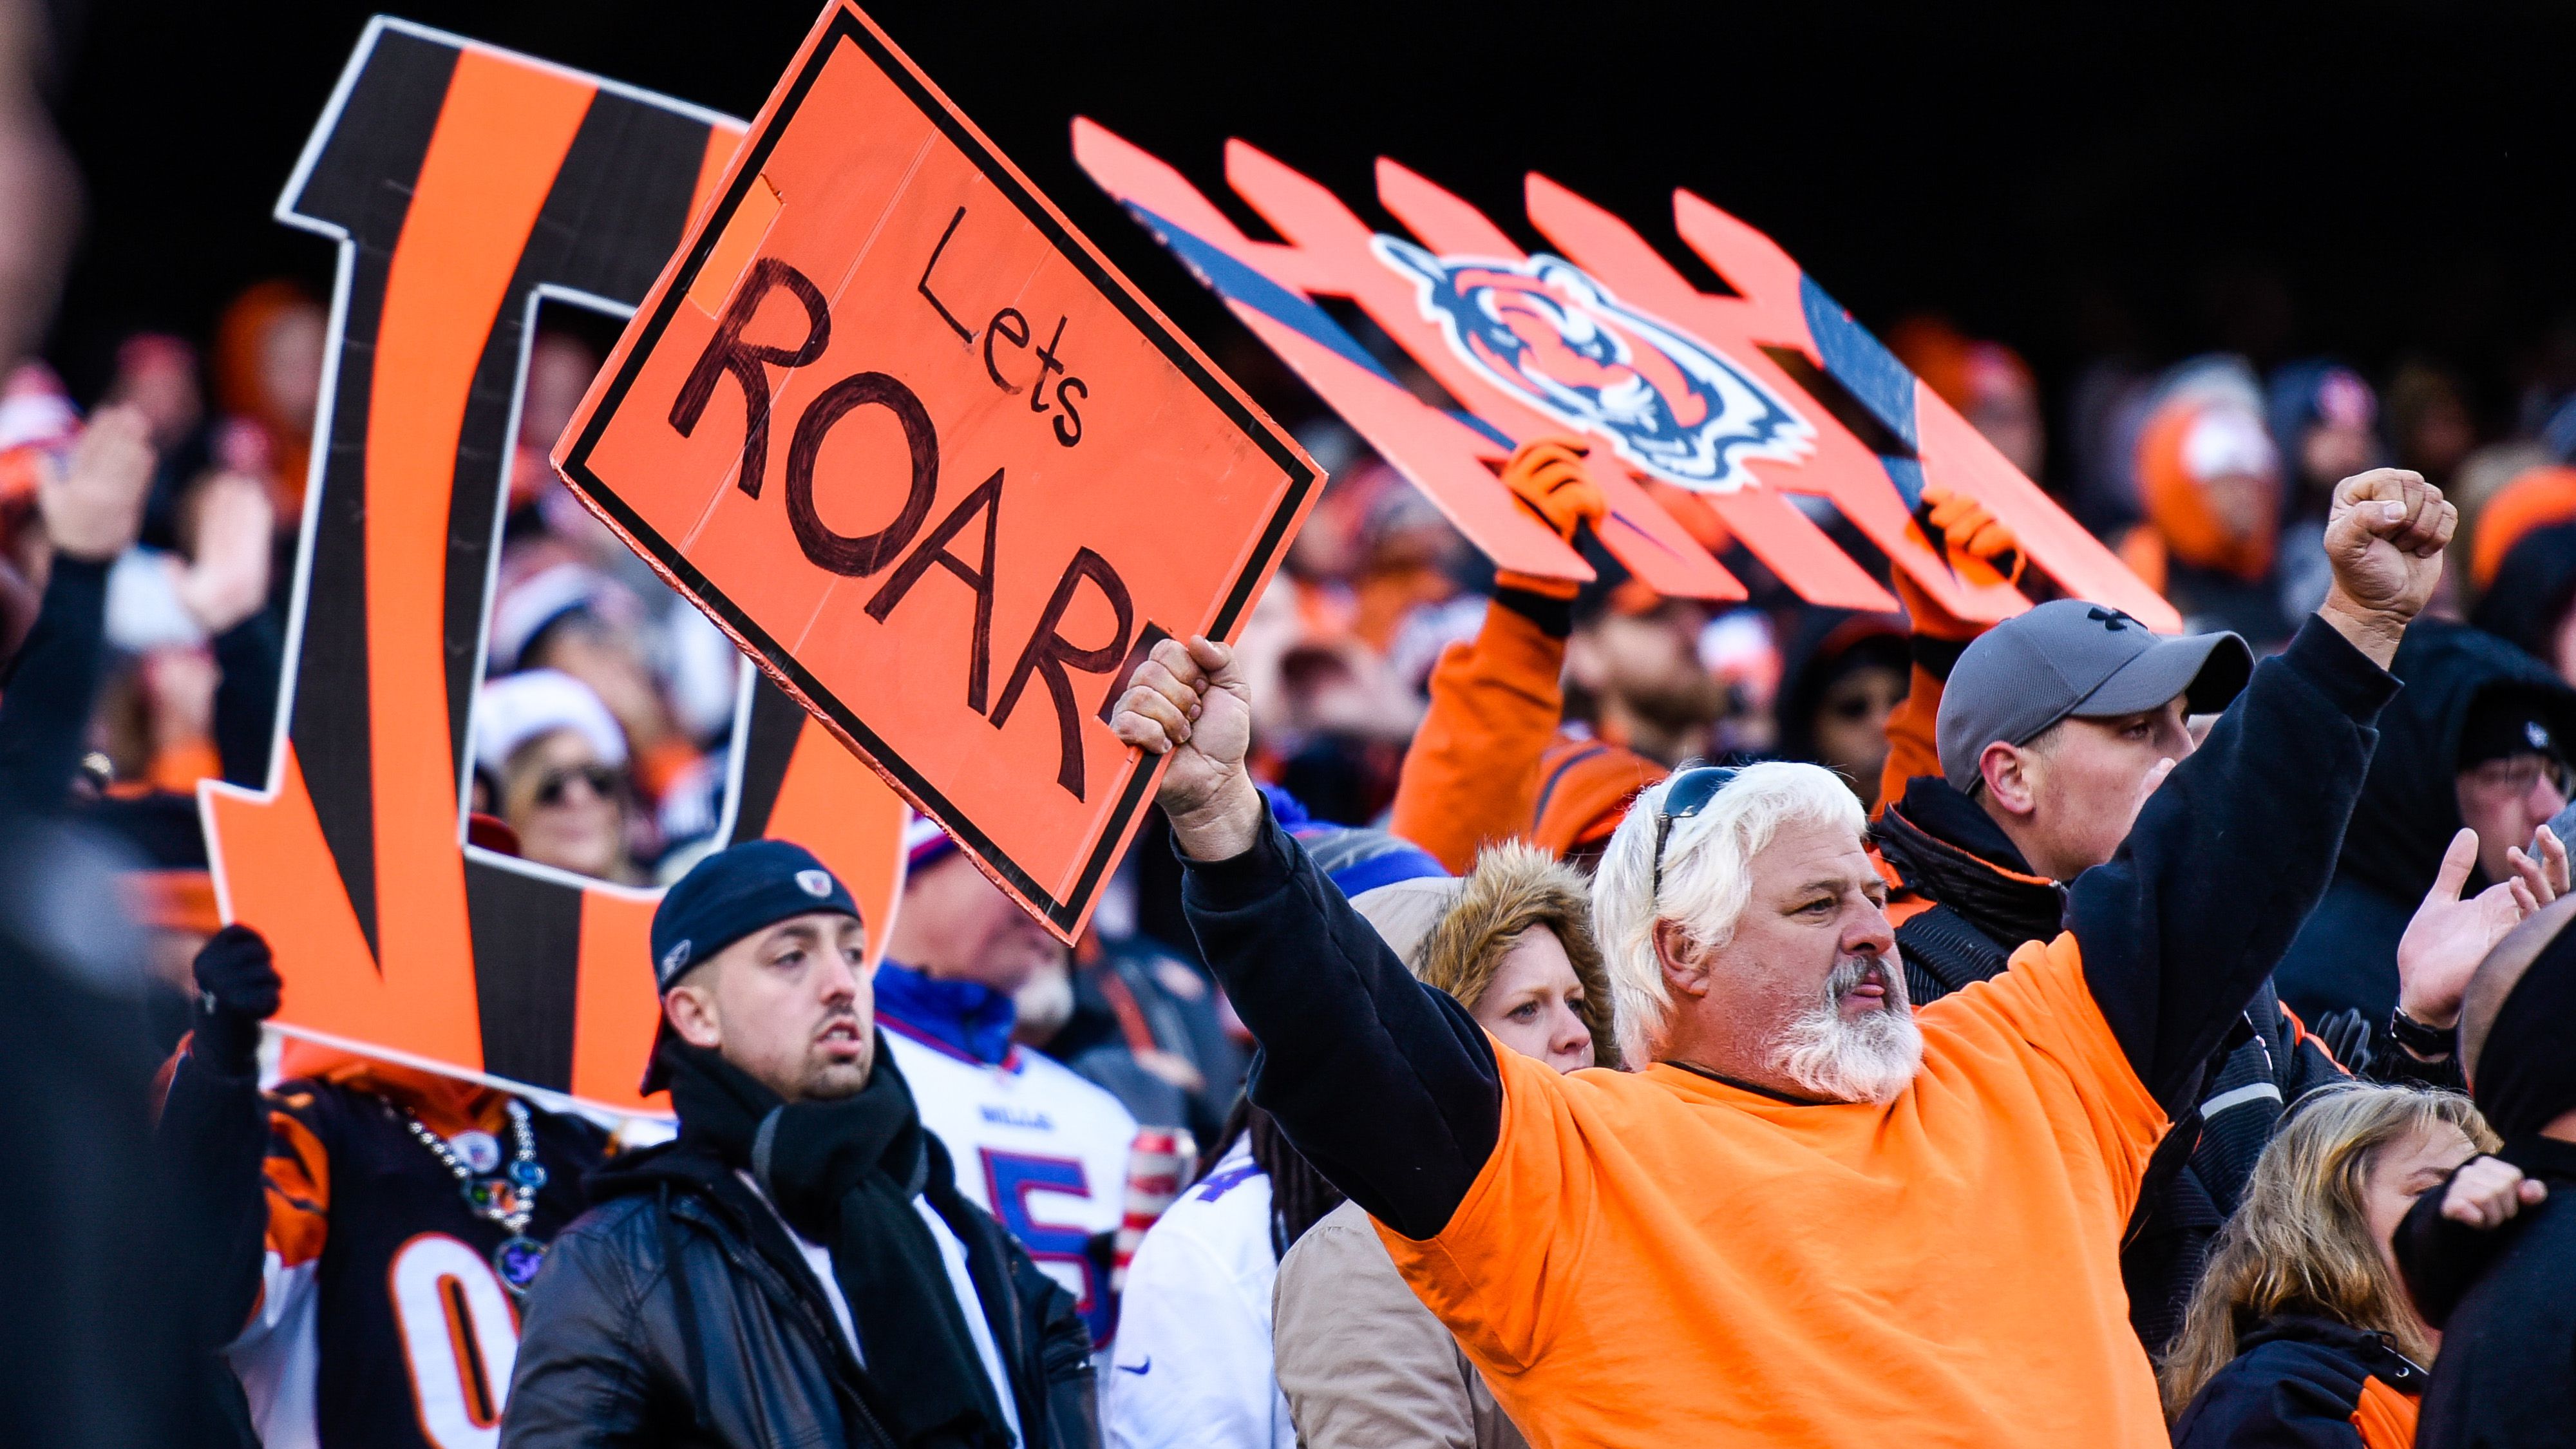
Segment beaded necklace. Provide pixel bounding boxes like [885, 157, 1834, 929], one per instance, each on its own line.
[401, 1098, 551, 1296]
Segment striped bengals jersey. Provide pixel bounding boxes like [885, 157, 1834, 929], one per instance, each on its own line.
[211, 1070, 608, 1449]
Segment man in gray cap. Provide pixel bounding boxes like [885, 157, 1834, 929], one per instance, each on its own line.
[1874, 596, 2256, 1017]
[1870, 483, 2517, 1357]
[1931, 598, 2251, 882]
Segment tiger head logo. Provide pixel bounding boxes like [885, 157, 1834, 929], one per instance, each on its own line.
[1372, 237, 1812, 493]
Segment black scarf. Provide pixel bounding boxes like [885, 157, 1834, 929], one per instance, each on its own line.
[663, 1039, 1012, 1449]
[2476, 923, 2576, 1142]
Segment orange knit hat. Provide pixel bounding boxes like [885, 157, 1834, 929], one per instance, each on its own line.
[2136, 396, 2280, 582]
[2471, 466, 2576, 592]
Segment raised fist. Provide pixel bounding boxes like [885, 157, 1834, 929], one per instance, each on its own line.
[2441, 1155, 2548, 1229]
[2322, 468, 2454, 627]
[191, 923, 282, 1074]
[1110, 634, 1260, 858]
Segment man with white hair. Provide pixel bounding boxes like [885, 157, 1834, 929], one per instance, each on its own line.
[1109, 471, 2453, 1448]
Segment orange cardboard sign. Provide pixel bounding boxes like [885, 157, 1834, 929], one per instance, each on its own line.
[554, 2, 1319, 941]
[203, 19, 909, 1116]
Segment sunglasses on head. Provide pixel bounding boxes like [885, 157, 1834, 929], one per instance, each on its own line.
[1651, 765, 1739, 896]
[533, 762, 622, 808]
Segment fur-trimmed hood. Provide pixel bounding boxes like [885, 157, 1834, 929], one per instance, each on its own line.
[1354, 842, 1620, 1068]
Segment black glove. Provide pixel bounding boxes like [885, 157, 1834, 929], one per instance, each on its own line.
[191, 923, 281, 1074]
[2311, 1007, 2376, 1079]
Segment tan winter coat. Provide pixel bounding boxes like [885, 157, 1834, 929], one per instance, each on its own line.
[1274, 844, 1613, 1449]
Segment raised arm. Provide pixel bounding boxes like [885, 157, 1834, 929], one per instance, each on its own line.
[154, 927, 294, 1352]
[1877, 482, 2021, 819]
[177, 469, 281, 787]
[1387, 587, 1568, 873]
[1115, 637, 1500, 1239]
[0, 406, 153, 811]
[1389, 437, 1600, 869]
[2067, 470, 2446, 1106]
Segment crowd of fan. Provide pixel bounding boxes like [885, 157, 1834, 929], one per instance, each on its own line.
[5, 278, 2576, 1449]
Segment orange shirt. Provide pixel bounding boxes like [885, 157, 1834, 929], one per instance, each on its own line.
[1379, 932, 2169, 1448]
[1874, 659, 1947, 820]
[1390, 599, 1566, 873]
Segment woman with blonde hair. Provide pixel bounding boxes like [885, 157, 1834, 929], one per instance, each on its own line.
[1271, 841, 1618, 1449]
[2165, 1083, 2499, 1448]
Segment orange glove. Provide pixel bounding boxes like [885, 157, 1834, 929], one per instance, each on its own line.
[1895, 482, 2025, 640]
[1494, 436, 1607, 600]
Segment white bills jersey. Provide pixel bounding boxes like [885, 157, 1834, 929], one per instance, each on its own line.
[881, 1016, 1139, 1343]
[1103, 1139, 1293, 1449]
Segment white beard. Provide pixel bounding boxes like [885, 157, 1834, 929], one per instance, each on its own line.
[1012, 964, 1076, 1044]
[1773, 958, 1924, 1104]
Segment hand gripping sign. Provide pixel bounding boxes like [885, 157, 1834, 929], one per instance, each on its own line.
[1070, 124, 2175, 630]
[553, 2, 1320, 942]
[202, 19, 908, 1115]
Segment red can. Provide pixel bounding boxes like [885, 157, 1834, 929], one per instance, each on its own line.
[1112, 1126, 1197, 1293]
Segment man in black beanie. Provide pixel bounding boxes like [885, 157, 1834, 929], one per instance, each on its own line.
[2393, 894, 2576, 1448]
[502, 839, 1098, 1449]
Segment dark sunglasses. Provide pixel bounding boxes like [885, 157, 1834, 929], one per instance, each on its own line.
[1651, 765, 1739, 896]
[533, 762, 623, 808]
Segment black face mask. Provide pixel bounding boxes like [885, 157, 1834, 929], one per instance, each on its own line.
[2474, 926, 2576, 1144]
[661, 1039, 1013, 1449]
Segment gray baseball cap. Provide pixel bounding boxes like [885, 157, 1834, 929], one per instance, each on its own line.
[1935, 599, 2254, 795]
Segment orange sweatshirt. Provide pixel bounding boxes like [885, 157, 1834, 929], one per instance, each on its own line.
[1390, 594, 1574, 873]
[1381, 933, 2170, 1448]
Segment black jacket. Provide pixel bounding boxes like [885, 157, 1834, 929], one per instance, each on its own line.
[2277, 620, 2576, 1027]
[500, 1135, 1097, 1449]
[1874, 775, 2354, 1356]
[2399, 1137, 2576, 1449]
[2169, 1314, 2429, 1448]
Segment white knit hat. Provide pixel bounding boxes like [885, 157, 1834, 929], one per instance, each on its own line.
[473, 668, 628, 781]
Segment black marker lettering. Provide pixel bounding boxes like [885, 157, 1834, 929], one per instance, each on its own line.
[781, 372, 940, 578]
[1052, 377, 1085, 448]
[668, 258, 831, 500]
[865, 466, 1005, 714]
[916, 205, 975, 344]
[1029, 314, 1069, 413]
[982, 307, 1030, 394]
[989, 547, 1133, 800]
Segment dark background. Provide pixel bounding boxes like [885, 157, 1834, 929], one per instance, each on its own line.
[35, 0, 2576, 462]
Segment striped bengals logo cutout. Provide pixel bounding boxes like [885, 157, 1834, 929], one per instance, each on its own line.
[200, 19, 904, 1113]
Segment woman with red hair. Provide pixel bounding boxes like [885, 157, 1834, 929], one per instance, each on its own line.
[209, 279, 325, 517]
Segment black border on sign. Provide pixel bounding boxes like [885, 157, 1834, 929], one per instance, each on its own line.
[560, 8, 1316, 933]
